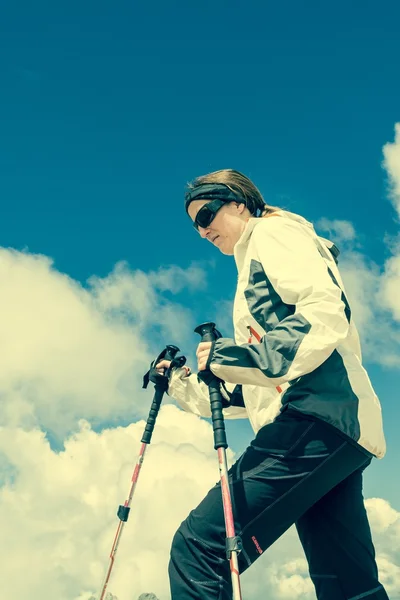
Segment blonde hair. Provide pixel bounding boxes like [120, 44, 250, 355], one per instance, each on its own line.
[185, 169, 279, 217]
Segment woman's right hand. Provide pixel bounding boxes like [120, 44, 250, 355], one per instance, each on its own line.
[155, 359, 171, 375]
[155, 359, 191, 378]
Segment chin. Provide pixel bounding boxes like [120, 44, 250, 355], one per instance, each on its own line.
[219, 247, 234, 256]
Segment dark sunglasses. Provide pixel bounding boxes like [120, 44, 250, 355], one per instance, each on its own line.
[192, 199, 226, 230]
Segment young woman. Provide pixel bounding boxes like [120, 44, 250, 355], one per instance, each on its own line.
[156, 169, 388, 600]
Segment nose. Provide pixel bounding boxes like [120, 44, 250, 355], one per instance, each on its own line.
[197, 226, 210, 239]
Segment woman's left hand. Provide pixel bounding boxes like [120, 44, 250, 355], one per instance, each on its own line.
[196, 341, 213, 371]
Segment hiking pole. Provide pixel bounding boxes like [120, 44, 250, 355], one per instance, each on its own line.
[195, 322, 243, 600]
[98, 344, 186, 600]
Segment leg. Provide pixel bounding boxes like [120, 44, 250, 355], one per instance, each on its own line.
[168, 410, 372, 600]
[296, 461, 389, 600]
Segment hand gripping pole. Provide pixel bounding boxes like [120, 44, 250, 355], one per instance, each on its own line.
[195, 322, 243, 600]
[98, 344, 185, 600]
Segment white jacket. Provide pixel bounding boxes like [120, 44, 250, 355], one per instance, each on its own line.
[168, 210, 386, 459]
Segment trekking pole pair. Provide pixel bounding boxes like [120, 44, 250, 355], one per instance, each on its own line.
[98, 322, 243, 600]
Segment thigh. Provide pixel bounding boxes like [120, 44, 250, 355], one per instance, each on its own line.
[180, 411, 371, 572]
[296, 461, 388, 599]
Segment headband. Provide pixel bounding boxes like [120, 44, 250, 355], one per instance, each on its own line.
[184, 183, 245, 213]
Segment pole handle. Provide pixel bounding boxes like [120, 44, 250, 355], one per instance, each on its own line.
[194, 321, 222, 343]
[141, 344, 185, 443]
[194, 322, 227, 449]
[142, 344, 180, 390]
[208, 378, 228, 449]
[141, 385, 165, 444]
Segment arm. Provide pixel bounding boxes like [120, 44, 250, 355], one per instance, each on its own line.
[208, 217, 351, 387]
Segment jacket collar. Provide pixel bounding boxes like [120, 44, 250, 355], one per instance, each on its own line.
[233, 212, 284, 265]
[233, 210, 340, 268]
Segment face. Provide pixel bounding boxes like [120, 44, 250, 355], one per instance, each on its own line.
[188, 200, 250, 255]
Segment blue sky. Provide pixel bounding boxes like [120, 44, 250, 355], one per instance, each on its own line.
[1, 0, 400, 531]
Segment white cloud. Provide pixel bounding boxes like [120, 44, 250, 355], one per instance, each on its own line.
[1, 410, 398, 600]
[367, 497, 400, 532]
[0, 250, 203, 439]
[365, 500, 400, 595]
[0, 367, 398, 597]
[0, 406, 234, 600]
[309, 228, 400, 367]
[316, 124, 400, 368]
[147, 263, 206, 294]
[383, 123, 400, 217]
[240, 541, 315, 599]
[380, 253, 400, 322]
[316, 218, 356, 243]
[0, 248, 224, 599]
[88, 260, 201, 359]
[339, 252, 400, 367]
[375, 556, 400, 598]
[365, 501, 400, 597]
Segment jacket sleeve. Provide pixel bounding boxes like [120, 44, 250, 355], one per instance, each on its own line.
[167, 367, 248, 419]
[208, 217, 351, 387]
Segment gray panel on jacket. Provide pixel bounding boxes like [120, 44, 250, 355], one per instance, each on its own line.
[244, 259, 295, 332]
[283, 350, 360, 441]
[327, 267, 351, 323]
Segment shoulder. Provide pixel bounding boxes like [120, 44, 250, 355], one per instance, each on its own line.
[251, 212, 313, 242]
[248, 213, 324, 265]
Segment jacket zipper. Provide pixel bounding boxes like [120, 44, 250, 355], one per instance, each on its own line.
[247, 325, 283, 394]
[247, 325, 261, 343]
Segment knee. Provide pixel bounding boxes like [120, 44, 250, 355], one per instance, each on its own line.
[168, 518, 221, 568]
[169, 520, 197, 573]
[169, 525, 186, 561]
[168, 520, 228, 595]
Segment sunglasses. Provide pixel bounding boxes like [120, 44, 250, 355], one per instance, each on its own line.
[192, 199, 226, 230]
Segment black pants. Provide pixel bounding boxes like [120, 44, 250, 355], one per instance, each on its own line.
[168, 409, 389, 599]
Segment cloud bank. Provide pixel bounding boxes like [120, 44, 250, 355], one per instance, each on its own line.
[1, 410, 398, 600]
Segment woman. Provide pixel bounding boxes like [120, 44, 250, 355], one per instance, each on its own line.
[156, 169, 388, 600]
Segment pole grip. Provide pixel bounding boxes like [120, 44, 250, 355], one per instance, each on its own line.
[141, 385, 164, 444]
[208, 378, 228, 449]
[194, 321, 222, 343]
[141, 347, 186, 444]
[194, 322, 227, 449]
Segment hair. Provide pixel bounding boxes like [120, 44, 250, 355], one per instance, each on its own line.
[185, 169, 279, 217]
